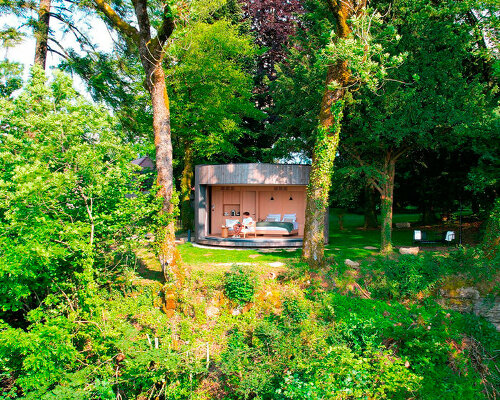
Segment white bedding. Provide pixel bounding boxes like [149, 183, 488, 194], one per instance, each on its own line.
[256, 222, 299, 231]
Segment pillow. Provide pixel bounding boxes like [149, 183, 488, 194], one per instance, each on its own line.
[225, 219, 240, 228]
[282, 213, 296, 222]
[266, 214, 281, 222]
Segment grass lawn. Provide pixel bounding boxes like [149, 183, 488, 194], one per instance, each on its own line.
[174, 210, 422, 268]
[177, 243, 300, 265]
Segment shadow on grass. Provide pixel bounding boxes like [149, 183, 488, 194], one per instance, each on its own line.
[134, 247, 164, 282]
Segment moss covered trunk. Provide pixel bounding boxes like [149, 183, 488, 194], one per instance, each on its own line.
[302, 97, 344, 267]
[302, 0, 365, 267]
[92, 0, 181, 291]
[133, 0, 180, 282]
[180, 144, 194, 231]
[380, 159, 395, 254]
[147, 64, 180, 279]
[34, 0, 51, 69]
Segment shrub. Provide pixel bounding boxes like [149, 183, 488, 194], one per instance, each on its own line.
[440, 246, 499, 282]
[223, 265, 256, 304]
[363, 254, 442, 300]
[281, 297, 309, 325]
[482, 198, 500, 258]
[276, 346, 422, 400]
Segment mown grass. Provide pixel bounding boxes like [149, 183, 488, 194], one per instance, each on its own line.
[176, 210, 422, 267]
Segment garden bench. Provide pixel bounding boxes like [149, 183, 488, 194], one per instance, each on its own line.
[413, 230, 456, 245]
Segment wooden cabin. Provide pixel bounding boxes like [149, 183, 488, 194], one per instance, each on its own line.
[194, 163, 328, 247]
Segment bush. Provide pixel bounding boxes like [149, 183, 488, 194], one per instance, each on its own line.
[482, 198, 500, 258]
[276, 346, 421, 400]
[281, 297, 309, 325]
[223, 265, 256, 304]
[363, 254, 442, 300]
[440, 246, 499, 282]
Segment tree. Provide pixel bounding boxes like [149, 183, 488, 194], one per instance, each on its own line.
[88, 0, 184, 281]
[0, 67, 149, 315]
[340, 0, 499, 253]
[166, 19, 261, 230]
[301, 0, 364, 266]
[0, 60, 23, 96]
[62, 47, 153, 142]
[301, 0, 405, 265]
[34, 0, 51, 67]
[0, 0, 95, 69]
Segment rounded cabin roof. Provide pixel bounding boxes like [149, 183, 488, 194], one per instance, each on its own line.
[195, 163, 310, 185]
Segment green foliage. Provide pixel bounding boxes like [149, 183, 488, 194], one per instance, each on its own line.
[0, 67, 156, 314]
[325, 293, 498, 399]
[61, 50, 153, 143]
[364, 254, 441, 300]
[223, 265, 256, 304]
[0, 2, 497, 398]
[0, 60, 22, 97]
[338, 0, 499, 205]
[281, 297, 309, 325]
[361, 248, 499, 301]
[276, 346, 421, 399]
[323, 10, 406, 91]
[0, 318, 80, 395]
[167, 19, 262, 162]
[482, 198, 500, 258]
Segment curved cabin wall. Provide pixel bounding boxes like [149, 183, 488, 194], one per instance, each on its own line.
[194, 163, 326, 245]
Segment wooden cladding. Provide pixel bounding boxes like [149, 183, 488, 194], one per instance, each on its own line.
[195, 163, 310, 186]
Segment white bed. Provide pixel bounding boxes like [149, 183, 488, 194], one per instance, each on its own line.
[255, 214, 299, 236]
[225, 215, 299, 237]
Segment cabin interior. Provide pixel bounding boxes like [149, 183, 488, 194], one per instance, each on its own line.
[208, 185, 306, 237]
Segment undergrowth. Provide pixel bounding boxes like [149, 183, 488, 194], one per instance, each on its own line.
[0, 255, 498, 399]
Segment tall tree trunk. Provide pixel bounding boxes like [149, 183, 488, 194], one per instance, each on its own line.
[34, 0, 51, 69]
[147, 63, 181, 279]
[380, 158, 396, 254]
[302, 0, 366, 267]
[363, 184, 378, 228]
[92, 0, 180, 281]
[180, 144, 194, 231]
[302, 93, 345, 267]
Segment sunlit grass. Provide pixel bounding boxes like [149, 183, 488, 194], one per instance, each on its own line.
[177, 209, 421, 266]
[177, 242, 300, 265]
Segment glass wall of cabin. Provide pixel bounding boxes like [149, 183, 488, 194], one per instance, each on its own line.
[209, 185, 306, 235]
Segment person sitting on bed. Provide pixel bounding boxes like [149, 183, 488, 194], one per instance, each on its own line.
[233, 212, 253, 237]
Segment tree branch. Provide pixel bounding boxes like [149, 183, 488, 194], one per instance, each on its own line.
[131, 0, 151, 41]
[340, 143, 384, 193]
[146, 2, 175, 57]
[92, 0, 139, 44]
[393, 146, 409, 161]
[368, 176, 383, 195]
[341, 143, 384, 175]
[47, 36, 70, 57]
[47, 45, 69, 60]
[48, 12, 97, 51]
[156, 3, 175, 45]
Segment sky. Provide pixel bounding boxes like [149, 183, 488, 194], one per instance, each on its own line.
[1, 12, 116, 97]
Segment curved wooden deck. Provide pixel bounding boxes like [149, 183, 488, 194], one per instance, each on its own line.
[198, 235, 303, 248]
